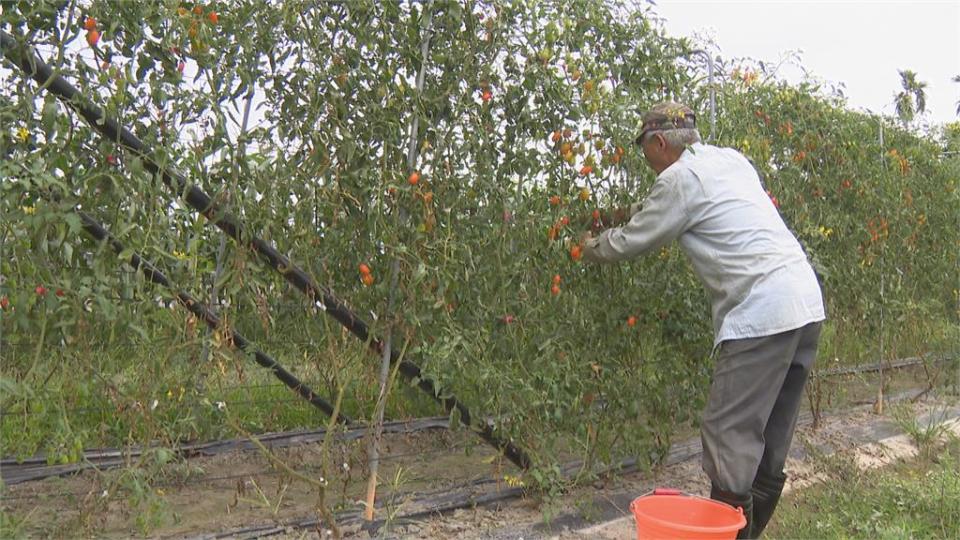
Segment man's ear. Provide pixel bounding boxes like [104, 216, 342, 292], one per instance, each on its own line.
[655, 133, 667, 150]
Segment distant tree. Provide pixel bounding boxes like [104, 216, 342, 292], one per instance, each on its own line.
[953, 75, 960, 116]
[894, 69, 927, 126]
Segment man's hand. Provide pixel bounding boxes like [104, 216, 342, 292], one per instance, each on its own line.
[580, 204, 641, 232]
[578, 231, 594, 247]
[579, 231, 601, 263]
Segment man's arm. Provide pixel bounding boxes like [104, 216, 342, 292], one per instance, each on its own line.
[582, 173, 692, 263]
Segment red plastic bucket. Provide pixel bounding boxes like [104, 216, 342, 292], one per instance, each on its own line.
[630, 488, 746, 540]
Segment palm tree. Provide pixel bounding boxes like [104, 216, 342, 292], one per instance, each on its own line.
[894, 69, 928, 126]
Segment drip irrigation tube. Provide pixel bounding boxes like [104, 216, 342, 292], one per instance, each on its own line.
[0, 351, 947, 487]
[1, 416, 449, 486]
[1, 30, 531, 470]
[814, 356, 946, 377]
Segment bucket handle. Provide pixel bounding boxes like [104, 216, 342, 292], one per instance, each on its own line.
[646, 488, 745, 516]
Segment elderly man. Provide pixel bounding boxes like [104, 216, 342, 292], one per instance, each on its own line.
[581, 102, 825, 538]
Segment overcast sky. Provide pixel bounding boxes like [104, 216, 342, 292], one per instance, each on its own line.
[651, 0, 960, 126]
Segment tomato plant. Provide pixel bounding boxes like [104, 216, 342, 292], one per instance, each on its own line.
[1, 1, 956, 496]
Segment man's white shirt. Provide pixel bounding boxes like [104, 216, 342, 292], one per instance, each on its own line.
[584, 143, 826, 347]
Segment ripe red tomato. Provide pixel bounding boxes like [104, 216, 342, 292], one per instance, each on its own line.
[627, 315, 637, 327]
[358, 263, 371, 275]
[35, 285, 47, 296]
[766, 190, 781, 209]
[361, 274, 374, 286]
[408, 171, 420, 185]
[83, 17, 97, 30]
[208, 11, 219, 24]
[551, 284, 561, 296]
[570, 245, 582, 261]
[86, 30, 100, 47]
[552, 274, 561, 285]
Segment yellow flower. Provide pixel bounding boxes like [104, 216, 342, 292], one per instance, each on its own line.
[173, 250, 188, 260]
[16, 127, 29, 142]
[817, 226, 834, 239]
[503, 474, 525, 488]
[22, 206, 36, 215]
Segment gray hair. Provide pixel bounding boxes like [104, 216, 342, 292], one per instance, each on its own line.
[660, 128, 701, 148]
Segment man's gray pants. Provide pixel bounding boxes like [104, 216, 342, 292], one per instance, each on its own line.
[701, 322, 822, 494]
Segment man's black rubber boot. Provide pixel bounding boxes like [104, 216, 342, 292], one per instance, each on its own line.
[751, 471, 787, 537]
[711, 484, 754, 539]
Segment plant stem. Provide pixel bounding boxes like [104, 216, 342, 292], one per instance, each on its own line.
[228, 413, 341, 539]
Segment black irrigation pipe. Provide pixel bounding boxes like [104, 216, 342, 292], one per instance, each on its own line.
[0, 445, 483, 502]
[0, 394, 333, 416]
[2, 30, 531, 470]
[813, 356, 948, 377]
[1, 416, 450, 486]
[2, 352, 950, 477]
[6, 352, 948, 485]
